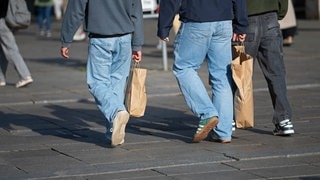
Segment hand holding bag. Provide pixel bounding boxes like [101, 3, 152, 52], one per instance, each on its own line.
[125, 62, 147, 117]
[231, 44, 254, 128]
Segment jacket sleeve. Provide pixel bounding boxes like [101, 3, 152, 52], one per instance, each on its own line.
[157, 0, 181, 38]
[232, 0, 249, 34]
[278, 0, 288, 20]
[60, 0, 87, 48]
[131, 0, 144, 51]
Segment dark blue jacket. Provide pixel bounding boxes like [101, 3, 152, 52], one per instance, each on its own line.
[157, 0, 248, 38]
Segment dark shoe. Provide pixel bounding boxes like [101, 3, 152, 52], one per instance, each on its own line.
[111, 110, 129, 147]
[273, 119, 294, 136]
[192, 116, 218, 143]
[210, 138, 231, 144]
[210, 133, 231, 143]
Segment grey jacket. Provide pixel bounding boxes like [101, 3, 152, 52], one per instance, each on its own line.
[60, 0, 144, 51]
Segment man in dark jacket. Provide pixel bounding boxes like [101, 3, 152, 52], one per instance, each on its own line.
[157, 0, 248, 143]
[245, 0, 294, 135]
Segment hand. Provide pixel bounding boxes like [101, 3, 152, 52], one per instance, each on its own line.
[61, 47, 69, 59]
[233, 33, 246, 42]
[132, 50, 142, 62]
[161, 37, 169, 42]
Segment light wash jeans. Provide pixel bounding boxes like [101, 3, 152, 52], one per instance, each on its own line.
[173, 21, 233, 140]
[86, 34, 132, 140]
[0, 19, 31, 82]
[245, 12, 292, 124]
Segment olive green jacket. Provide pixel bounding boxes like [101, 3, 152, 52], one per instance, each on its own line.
[246, 0, 288, 20]
[34, 0, 53, 7]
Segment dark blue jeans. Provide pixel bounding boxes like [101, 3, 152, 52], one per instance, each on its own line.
[244, 12, 292, 124]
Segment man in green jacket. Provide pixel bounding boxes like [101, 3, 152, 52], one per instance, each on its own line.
[245, 0, 294, 135]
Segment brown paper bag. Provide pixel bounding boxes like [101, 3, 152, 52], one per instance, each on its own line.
[125, 63, 147, 117]
[231, 45, 254, 128]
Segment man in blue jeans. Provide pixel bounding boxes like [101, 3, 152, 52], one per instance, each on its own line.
[245, 0, 295, 136]
[157, 0, 248, 143]
[60, 0, 144, 147]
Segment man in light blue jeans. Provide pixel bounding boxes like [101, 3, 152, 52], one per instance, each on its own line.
[158, 0, 248, 143]
[86, 35, 132, 145]
[60, 0, 144, 147]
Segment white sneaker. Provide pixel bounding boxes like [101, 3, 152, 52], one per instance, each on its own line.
[46, 31, 52, 38]
[111, 110, 129, 147]
[16, 76, 33, 88]
[39, 30, 45, 36]
[0, 81, 6, 86]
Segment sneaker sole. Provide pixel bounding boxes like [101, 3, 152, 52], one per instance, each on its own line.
[16, 79, 33, 88]
[111, 111, 129, 147]
[274, 129, 295, 136]
[192, 117, 218, 143]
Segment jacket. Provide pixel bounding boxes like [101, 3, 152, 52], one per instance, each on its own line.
[34, 0, 53, 7]
[60, 0, 144, 51]
[157, 0, 248, 39]
[246, 0, 288, 20]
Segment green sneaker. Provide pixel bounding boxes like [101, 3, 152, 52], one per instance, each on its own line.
[192, 116, 218, 143]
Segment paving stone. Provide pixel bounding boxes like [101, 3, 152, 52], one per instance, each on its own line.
[0, 19, 319, 179]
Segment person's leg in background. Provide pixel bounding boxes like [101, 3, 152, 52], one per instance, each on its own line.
[282, 26, 297, 46]
[53, 0, 63, 20]
[0, 19, 33, 88]
[0, 47, 8, 86]
[36, 6, 45, 36]
[279, 0, 297, 46]
[44, 5, 53, 37]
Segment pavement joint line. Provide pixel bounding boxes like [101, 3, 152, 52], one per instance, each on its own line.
[254, 83, 320, 92]
[27, 160, 237, 180]
[0, 98, 95, 107]
[229, 152, 320, 161]
[0, 83, 319, 107]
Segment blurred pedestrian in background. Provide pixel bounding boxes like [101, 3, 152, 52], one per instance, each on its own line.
[53, 0, 64, 20]
[34, 0, 54, 37]
[0, 0, 33, 88]
[279, 0, 297, 46]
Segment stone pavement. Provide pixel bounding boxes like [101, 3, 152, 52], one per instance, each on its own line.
[0, 18, 320, 180]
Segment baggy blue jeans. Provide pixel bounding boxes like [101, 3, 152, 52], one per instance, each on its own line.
[86, 34, 132, 140]
[173, 21, 233, 140]
[244, 12, 292, 124]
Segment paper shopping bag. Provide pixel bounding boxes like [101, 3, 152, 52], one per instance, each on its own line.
[231, 45, 254, 128]
[125, 63, 147, 117]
